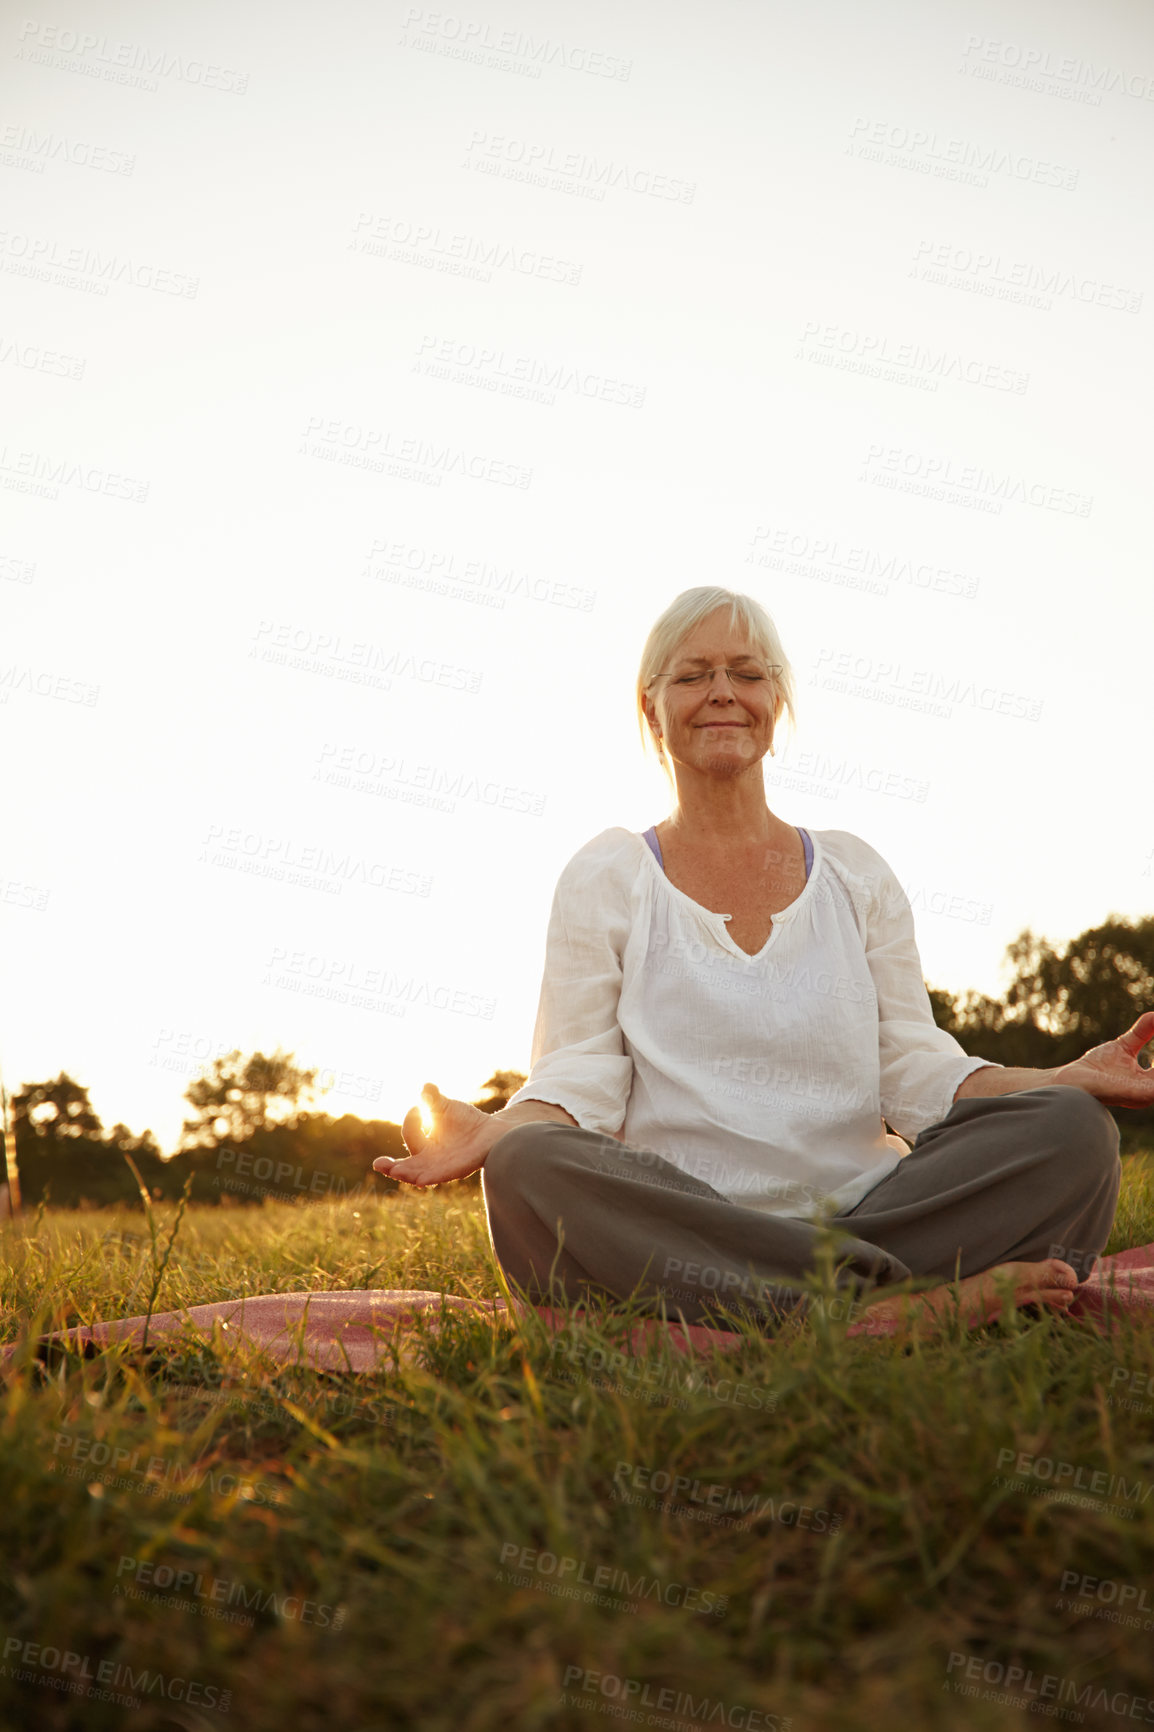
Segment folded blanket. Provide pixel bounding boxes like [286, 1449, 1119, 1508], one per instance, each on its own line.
[5, 1244, 1153, 1375]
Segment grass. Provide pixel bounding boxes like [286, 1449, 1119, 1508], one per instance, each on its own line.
[1, 1157, 1153, 1731]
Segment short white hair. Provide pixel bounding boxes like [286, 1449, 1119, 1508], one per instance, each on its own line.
[635, 587, 797, 784]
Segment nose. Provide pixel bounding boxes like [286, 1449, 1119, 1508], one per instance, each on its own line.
[706, 670, 740, 694]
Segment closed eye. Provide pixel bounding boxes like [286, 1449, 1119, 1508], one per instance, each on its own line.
[674, 671, 766, 684]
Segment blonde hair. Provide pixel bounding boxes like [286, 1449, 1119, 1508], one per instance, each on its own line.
[636, 587, 797, 785]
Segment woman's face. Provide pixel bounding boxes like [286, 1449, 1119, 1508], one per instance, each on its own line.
[645, 609, 781, 779]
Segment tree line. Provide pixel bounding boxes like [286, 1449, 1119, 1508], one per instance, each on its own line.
[4, 913, 1152, 1209]
[4, 1055, 527, 1211]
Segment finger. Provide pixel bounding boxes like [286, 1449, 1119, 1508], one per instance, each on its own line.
[1116, 1011, 1154, 1059]
[381, 1158, 434, 1188]
[402, 1105, 428, 1154]
[373, 1154, 431, 1186]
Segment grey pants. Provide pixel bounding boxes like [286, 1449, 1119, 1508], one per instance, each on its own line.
[481, 1086, 1121, 1330]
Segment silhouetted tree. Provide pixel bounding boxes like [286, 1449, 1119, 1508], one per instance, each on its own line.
[12, 1073, 103, 1141]
[930, 915, 1154, 1148]
[180, 1049, 319, 1149]
[473, 1069, 529, 1114]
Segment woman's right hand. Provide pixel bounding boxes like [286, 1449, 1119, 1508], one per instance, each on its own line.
[372, 1083, 499, 1188]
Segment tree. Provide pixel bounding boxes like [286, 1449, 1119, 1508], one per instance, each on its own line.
[473, 1069, 528, 1115]
[930, 914, 1154, 1146]
[180, 1049, 320, 1149]
[11, 1073, 103, 1140]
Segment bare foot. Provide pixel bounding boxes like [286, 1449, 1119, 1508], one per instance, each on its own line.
[859, 1258, 1080, 1336]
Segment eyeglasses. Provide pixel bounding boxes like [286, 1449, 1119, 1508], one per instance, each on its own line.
[647, 662, 782, 690]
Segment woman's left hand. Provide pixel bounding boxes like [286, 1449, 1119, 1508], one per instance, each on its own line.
[1054, 1011, 1154, 1109]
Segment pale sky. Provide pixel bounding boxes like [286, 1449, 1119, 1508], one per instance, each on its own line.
[2, 0, 1151, 1154]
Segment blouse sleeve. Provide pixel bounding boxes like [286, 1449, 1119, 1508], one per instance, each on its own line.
[862, 856, 999, 1141]
[503, 836, 635, 1135]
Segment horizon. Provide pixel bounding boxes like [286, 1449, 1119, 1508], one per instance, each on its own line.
[4, 1, 1150, 1158]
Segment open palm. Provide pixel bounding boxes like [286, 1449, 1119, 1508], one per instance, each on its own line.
[1056, 1011, 1154, 1109]
[371, 1083, 497, 1187]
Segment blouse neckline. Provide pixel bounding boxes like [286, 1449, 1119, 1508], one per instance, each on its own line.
[635, 827, 822, 963]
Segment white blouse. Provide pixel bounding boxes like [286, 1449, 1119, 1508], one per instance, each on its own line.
[504, 826, 998, 1220]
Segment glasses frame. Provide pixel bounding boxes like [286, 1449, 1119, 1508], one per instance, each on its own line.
[646, 661, 783, 691]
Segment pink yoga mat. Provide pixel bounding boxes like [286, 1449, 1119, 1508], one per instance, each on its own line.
[4, 1245, 1153, 1375]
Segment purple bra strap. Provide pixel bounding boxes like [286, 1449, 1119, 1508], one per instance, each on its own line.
[643, 826, 812, 878]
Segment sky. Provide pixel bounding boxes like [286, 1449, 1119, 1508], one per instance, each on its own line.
[2, 0, 1152, 1154]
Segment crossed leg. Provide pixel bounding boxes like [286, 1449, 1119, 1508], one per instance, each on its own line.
[481, 1087, 1121, 1335]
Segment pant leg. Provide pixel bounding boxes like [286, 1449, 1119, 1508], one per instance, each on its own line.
[834, 1085, 1121, 1282]
[483, 1086, 1122, 1330]
[482, 1122, 909, 1330]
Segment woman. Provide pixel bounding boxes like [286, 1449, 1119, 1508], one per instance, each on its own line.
[374, 588, 1152, 1334]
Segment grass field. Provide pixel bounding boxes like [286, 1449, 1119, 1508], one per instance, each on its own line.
[2, 1155, 1154, 1732]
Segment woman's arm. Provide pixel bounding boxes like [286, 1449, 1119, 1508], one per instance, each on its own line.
[957, 1011, 1154, 1107]
[856, 848, 998, 1140]
[374, 833, 635, 1188]
[500, 835, 635, 1134]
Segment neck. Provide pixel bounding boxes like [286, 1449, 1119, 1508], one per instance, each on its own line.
[663, 762, 784, 845]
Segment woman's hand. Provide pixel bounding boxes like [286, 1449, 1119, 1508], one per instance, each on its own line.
[372, 1082, 499, 1188]
[1054, 1011, 1154, 1109]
